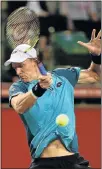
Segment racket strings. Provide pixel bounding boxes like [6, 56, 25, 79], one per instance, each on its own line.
[7, 7, 38, 23]
[6, 7, 40, 49]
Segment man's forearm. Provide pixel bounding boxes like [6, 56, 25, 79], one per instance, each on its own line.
[78, 59, 101, 84]
[78, 68, 100, 84]
[11, 83, 47, 114]
[11, 91, 37, 114]
[88, 61, 101, 73]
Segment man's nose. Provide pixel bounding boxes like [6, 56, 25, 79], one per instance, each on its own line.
[16, 68, 21, 75]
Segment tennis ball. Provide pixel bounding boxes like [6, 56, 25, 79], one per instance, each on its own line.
[56, 114, 69, 127]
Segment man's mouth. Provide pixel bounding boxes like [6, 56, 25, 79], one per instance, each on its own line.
[20, 75, 26, 79]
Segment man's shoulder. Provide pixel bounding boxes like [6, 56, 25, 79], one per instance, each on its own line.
[52, 67, 81, 75]
[9, 79, 28, 91]
[52, 67, 81, 87]
[10, 79, 24, 87]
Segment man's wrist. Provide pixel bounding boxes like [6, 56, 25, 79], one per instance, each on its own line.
[91, 53, 101, 65]
[32, 83, 47, 97]
[30, 90, 38, 99]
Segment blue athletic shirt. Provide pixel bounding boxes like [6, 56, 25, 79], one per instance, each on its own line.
[9, 67, 81, 158]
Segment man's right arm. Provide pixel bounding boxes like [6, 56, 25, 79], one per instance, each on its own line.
[11, 91, 37, 114]
[10, 73, 53, 114]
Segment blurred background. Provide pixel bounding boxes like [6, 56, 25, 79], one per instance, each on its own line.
[1, 1, 101, 169]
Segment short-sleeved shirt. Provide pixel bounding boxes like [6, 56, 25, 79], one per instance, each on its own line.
[9, 67, 81, 158]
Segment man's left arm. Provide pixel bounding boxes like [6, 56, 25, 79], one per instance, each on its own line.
[77, 29, 101, 84]
[78, 60, 101, 84]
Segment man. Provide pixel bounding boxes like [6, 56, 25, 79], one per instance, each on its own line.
[4, 29, 101, 169]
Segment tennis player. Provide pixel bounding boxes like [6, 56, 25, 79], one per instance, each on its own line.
[4, 29, 101, 169]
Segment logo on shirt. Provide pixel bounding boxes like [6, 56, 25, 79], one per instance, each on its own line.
[56, 82, 62, 87]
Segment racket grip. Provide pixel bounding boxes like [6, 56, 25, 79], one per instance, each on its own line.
[38, 62, 47, 75]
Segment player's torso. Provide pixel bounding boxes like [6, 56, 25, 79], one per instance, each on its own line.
[22, 74, 74, 132]
[20, 73, 75, 157]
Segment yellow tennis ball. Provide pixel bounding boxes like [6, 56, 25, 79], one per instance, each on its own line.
[56, 114, 69, 127]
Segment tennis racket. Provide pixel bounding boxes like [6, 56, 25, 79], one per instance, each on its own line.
[6, 6, 47, 75]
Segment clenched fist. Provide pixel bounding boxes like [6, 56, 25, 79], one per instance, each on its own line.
[38, 73, 53, 89]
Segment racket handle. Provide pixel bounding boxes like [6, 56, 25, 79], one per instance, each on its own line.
[38, 62, 47, 75]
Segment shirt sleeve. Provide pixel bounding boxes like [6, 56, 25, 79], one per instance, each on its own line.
[53, 67, 81, 87]
[9, 81, 27, 107]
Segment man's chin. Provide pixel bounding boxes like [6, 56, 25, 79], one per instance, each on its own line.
[21, 77, 34, 82]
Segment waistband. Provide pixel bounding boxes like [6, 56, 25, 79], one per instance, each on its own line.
[34, 153, 79, 163]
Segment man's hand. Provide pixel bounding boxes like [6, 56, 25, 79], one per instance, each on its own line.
[38, 73, 53, 89]
[77, 29, 101, 56]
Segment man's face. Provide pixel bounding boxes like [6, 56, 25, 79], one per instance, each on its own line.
[12, 59, 38, 82]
